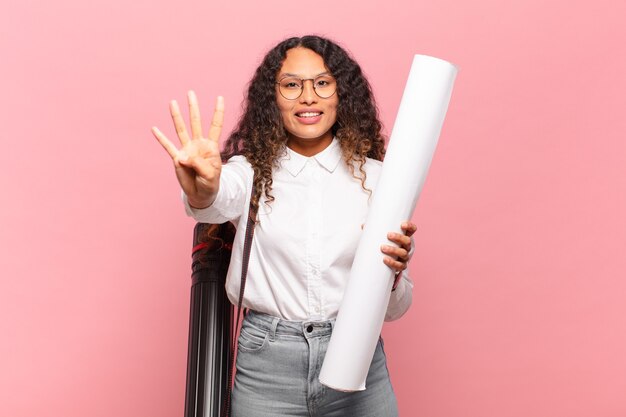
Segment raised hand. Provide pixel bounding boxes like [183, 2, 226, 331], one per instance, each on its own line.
[151, 90, 225, 209]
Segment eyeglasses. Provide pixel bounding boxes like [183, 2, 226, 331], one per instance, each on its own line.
[275, 75, 337, 100]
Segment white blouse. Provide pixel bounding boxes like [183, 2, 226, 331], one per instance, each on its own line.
[182, 139, 413, 321]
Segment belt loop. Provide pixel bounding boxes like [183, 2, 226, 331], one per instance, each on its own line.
[269, 317, 280, 342]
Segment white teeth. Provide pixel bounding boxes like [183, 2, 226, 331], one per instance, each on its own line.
[297, 112, 321, 117]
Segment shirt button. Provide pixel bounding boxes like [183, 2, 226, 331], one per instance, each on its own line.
[306, 325, 313, 333]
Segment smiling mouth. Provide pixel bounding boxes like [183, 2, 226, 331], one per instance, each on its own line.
[295, 112, 322, 118]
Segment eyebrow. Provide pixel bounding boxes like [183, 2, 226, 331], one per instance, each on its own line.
[278, 71, 331, 78]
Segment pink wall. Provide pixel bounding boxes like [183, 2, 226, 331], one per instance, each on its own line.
[1, 0, 625, 415]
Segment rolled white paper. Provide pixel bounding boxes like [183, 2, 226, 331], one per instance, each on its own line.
[319, 55, 458, 391]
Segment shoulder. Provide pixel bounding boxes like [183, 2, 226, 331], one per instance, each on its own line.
[347, 156, 382, 170]
[225, 154, 252, 166]
[364, 157, 383, 169]
[344, 157, 383, 190]
[223, 155, 253, 173]
[221, 155, 254, 188]
[363, 157, 383, 177]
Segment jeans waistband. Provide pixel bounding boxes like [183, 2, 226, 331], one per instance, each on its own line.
[244, 310, 335, 340]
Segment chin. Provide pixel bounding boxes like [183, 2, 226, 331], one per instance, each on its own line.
[293, 131, 332, 142]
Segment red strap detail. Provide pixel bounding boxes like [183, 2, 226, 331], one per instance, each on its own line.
[192, 241, 232, 254]
[191, 242, 208, 254]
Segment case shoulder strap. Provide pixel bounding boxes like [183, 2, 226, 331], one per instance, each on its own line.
[223, 185, 257, 417]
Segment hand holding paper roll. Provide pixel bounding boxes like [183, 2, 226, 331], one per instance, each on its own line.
[319, 54, 458, 392]
[381, 221, 417, 276]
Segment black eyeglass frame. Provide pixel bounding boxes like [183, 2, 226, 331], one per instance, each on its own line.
[275, 76, 338, 100]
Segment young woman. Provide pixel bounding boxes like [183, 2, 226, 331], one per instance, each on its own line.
[152, 35, 416, 416]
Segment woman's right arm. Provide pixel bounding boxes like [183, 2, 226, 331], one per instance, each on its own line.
[151, 90, 225, 209]
[181, 157, 251, 224]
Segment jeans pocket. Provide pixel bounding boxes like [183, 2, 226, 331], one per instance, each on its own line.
[238, 324, 269, 353]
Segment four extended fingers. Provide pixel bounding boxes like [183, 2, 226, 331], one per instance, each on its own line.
[152, 91, 224, 160]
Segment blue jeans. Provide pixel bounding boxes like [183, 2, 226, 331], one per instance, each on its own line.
[232, 310, 399, 416]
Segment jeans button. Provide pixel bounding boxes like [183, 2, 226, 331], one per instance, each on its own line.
[306, 325, 313, 333]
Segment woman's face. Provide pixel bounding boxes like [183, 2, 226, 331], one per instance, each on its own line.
[276, 47, 339, 156]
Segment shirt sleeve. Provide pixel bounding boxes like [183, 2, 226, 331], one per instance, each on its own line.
[181, 156, 252, 224]
[384, 270, 414, 321]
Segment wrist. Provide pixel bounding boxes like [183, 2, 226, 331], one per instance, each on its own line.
[187, 195, 214, 210]
[189, 201, 210, 209]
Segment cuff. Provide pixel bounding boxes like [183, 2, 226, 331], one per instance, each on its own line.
[181, 190, 230, 224]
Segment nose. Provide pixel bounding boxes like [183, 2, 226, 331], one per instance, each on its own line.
[299, 79, 317, 105]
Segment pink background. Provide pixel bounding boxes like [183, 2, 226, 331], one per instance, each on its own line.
[1, 0, 625, 415]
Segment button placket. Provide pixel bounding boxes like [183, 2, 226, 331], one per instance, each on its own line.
[303, 161, 316, 318]
[308, 162, 323, 319]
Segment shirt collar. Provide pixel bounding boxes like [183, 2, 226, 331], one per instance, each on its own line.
[281, 138, 342, 177]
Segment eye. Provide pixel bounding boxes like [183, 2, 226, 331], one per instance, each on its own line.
[280, 78, 302, 89]
[315, 77, 335, 88]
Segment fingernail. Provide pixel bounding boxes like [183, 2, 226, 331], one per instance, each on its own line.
[178, 150, 189, 161]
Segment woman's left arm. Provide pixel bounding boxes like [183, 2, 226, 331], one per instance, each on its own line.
[381, 222, 417, 321]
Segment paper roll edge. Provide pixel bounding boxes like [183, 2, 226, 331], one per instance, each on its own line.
[412, 54, 460, 72]
[319, 375, 366, 392]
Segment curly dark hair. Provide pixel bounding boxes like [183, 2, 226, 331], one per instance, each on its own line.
[222, 35, 386, 212]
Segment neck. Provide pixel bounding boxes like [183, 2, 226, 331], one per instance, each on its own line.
[286, 133, 333, 157]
